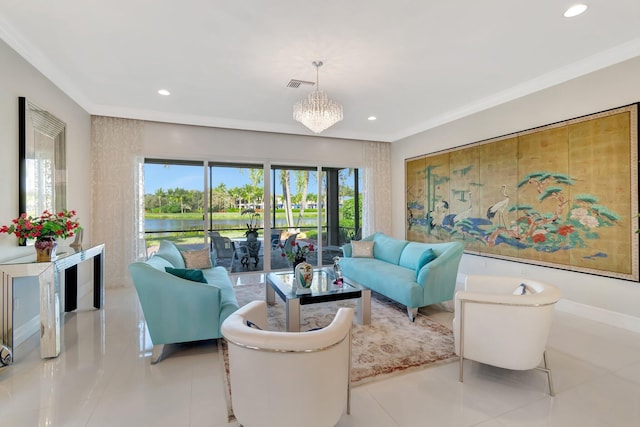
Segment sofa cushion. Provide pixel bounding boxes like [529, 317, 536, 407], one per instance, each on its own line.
[156, 240, 186, 268]
[341, 243, 353, 257]
[182, 248, 212, 269]
[351, 240, 374, 258]
[165, 267, 208, 283]
[399, 242, 435, 270]
[417, 249, 437, 270]
[145, 255, 175, 271]
[371, 232, 409, 265]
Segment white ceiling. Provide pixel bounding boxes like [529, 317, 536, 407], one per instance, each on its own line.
[1, 1, 639, 142]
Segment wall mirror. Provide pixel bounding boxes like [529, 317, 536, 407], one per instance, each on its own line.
[18, 97, 67, 241]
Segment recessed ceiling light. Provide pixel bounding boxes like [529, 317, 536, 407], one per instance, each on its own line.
[368, 116, 377, 121]
[564, 4, 588, 18]
[158, 89, 171, 96]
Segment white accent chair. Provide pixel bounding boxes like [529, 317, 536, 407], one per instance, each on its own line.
[221, 300, 354, 427]
[453, 275, 562, 395]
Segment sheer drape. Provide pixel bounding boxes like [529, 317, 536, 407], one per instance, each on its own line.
[91, 116, 145, 288]
[362, 141, 392, 237]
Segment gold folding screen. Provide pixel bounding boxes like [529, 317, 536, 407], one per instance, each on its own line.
[406, 104, 639, 281]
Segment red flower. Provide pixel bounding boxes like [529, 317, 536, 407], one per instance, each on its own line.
[558, 225, 574, 236]
[0, 209, 81, 242]
[283, 239, 315, 263]
[532, 233, 546, 243]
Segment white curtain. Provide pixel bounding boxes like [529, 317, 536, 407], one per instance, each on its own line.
[91, 116, 145, 288]
[362, 141, 392, 238]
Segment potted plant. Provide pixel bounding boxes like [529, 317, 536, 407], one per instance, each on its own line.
[0, 209, 81, 261]
[241, 208, 261, 240]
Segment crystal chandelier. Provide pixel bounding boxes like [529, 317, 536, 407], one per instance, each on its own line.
[293, 61, 343, 133]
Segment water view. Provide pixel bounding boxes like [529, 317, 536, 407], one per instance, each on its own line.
[145, 218, 319, 233]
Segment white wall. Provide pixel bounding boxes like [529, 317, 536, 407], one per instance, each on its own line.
[142, 121, 367, 168]
[391, 56, 640, 323]
[0, 39, 91, 342]
[0, 39, 92, 260]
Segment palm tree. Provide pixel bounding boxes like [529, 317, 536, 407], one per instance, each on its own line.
[280, 170, 294, 229]
[154, 188, 165, 213]
[294, 170, 309, 227]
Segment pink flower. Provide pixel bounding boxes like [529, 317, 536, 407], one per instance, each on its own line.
[0, 209, 81, 242]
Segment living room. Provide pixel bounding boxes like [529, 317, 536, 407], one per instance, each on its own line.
[1, 2, 640, 426]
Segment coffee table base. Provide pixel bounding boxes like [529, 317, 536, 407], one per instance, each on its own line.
[265, 281, 371, 332]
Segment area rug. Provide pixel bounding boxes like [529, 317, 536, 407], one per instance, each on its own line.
[219, 283, 457, 421]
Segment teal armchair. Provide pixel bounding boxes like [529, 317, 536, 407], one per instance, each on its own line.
[128, 241, 238, 363]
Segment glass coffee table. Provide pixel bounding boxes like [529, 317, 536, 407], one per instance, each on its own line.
[266, 267, 371, 332]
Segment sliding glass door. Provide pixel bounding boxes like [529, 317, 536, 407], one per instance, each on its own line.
[269, 166, 323, 270]
[143, 160, 205, 257]
[208, 163, 264, 273]
[143, 159, 361, 273]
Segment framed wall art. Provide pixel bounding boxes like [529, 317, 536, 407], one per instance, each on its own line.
[406, 104, 639, 281]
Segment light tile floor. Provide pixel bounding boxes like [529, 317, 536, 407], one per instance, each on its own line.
[1, 276, 639, 427]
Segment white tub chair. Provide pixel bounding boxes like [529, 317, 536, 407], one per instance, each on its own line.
[221, 300, 354, 427]
[453, 275, 562, 395]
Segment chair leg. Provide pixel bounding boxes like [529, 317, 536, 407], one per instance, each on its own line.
[459, 300, 465, 383]
[151, 344, 165, 364]
[536, 350, 555, 396]
[347, 328, 352, 415]
[407, 307, 418, 322]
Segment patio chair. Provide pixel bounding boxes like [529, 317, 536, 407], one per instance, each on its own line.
[270, 229, 283, 249]
[281, 233, 298, 253]
[278, 233, 298, 265]
[210, 232, 235, 264]
[234, 239, 261, 268]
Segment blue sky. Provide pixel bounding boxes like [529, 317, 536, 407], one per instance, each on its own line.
[144, 164, 321, 195]
[144, 164, 247, 194]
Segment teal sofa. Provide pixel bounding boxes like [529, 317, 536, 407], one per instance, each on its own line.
[340, 232, 463, 321]
[128, 241, 238, 363]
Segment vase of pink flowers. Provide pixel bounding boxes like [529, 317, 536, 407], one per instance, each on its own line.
[281, 240, 315, 273]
